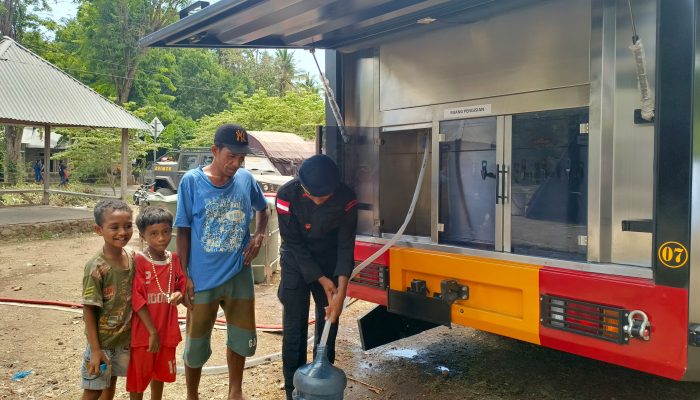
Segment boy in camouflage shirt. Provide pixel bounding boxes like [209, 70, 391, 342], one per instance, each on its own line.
[80, 199, 134, 400]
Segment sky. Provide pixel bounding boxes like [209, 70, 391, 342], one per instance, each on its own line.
[42, 0, 326, 79]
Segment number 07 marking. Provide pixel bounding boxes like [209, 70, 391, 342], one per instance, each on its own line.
[658, 241, 689, 269]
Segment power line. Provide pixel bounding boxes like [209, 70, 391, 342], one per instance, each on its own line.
[0, 57, 235, 94]
[28, 41, 272, 91]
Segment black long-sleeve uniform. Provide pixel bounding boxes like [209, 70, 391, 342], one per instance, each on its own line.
[275, 178, 358, 399]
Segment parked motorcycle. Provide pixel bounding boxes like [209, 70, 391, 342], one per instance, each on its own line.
[132, 183, 154, 205]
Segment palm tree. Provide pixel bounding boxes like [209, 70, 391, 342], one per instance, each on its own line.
[297, 72, 320, 95]
[275, 49, 297, 95]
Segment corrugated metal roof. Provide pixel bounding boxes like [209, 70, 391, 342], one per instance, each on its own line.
[139, 0, 537, 51]
[0, 37, 150, 130]
[248, 131, 315, 160]
[248, 130, 315, 175]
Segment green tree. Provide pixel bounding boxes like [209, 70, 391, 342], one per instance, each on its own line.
[129, 48, 178, 113]
[71, 0, 188, 104]
[168, 49, 245, 119]
[158, 116, 196, 150]
[127, 48, 244, 155]
[219, 49, 279, 96]
[296, 72, 320, 95]
[0, 0, 48, 41]
[129, 48, 249, 109]
[189, 89, 324, 144]
[55, 128, 153, 195]
[275, 49, 297, 95]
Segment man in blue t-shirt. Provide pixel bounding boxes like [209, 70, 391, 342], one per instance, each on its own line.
[175, 124, 269, 400]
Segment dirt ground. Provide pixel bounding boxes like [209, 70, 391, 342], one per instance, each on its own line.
[2, 234, 700, 400]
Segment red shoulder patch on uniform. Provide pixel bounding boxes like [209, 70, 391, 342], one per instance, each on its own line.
[345, 199, 359, 212]
[276, 198, 290, 215]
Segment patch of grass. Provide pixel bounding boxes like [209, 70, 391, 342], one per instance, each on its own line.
[38, 230, 54, 240]
[0, 182, 98, 208]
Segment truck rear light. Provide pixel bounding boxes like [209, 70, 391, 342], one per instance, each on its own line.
[541, 295, 627, 344]
[351, 262, 387, 289]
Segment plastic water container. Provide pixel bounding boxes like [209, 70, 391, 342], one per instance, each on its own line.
[292, 345, 346, 400]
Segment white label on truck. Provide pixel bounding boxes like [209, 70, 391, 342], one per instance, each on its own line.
[443, 104, 492, 119]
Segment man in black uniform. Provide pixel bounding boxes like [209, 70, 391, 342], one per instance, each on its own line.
[275, 154, 358, 400]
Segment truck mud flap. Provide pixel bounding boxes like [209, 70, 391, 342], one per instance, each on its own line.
[358, 304, 440, 351]
[387, 289, 452, 327]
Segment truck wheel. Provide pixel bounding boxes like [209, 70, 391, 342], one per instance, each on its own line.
[156, 188, 175, 196]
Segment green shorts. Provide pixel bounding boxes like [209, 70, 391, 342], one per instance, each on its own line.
[183, 266, 256, 368]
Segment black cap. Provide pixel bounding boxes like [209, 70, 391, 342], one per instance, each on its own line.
[298, 155, 340, 196]
[214, 124, 252, 154]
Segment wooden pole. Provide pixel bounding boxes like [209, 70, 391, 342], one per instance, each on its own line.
[315, 125, 323, 155]
[121, 128, 128, 201]
[43, 125, 51, 205]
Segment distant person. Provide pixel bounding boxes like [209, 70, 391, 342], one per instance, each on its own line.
[81, 199, 134, 400]
[175, 124, 269, 400]
[58, 160, 67, 186]
[127, 206, 185, 400]
[275, 155, 358, 400]
[33, 159, 42, 183]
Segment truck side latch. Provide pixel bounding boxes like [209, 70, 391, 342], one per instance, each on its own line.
[438, 280, 469, 304]
[623, 310, 651, 341]
[408, 279, 428, 296]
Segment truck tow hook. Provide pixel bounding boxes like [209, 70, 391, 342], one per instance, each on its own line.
[439, 280, 469, 304]
[623, 310, 651, 341]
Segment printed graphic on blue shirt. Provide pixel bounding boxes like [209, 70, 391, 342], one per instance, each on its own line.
[203, 195, 247, 253]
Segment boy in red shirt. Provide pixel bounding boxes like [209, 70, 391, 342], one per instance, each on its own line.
[127, 206, 185, 399]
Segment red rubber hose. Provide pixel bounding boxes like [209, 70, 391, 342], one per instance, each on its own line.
[0, 297, 314, 330]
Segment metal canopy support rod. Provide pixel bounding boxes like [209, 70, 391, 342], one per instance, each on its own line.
[43, 125, 51, 205]
[121, 128, 128, 201]
[322, 50, 343, 170]
[310, 48, 348, 144]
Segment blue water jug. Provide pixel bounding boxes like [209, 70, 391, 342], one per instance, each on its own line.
[292, 345, 346, 400]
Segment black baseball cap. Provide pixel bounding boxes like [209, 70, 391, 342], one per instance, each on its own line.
[214, 124, 252, 154]
[298, 155, 340, 196]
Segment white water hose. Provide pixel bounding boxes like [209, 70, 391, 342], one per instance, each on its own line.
[628, 0, 654, 121]
[629, 39, 654, 121]
[319, 139, 430, 347]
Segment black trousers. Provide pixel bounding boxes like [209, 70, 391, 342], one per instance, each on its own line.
[278, 269, 339, 400]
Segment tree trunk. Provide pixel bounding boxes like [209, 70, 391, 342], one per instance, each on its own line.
[0, 0, 15, 39]
[4, 125, 23, 184]
[2, 2, 20, 184]
[115, 51, 144, 105]
[107, 165, 117, 196]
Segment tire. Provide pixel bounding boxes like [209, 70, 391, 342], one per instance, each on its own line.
[156, 188, 175, 196]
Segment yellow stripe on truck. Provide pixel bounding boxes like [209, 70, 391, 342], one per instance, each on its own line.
[389, 248, 541, 344]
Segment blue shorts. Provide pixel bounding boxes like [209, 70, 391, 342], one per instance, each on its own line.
[80, 343, 130, 391]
